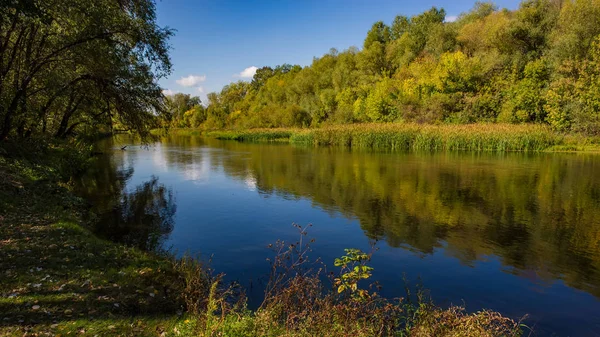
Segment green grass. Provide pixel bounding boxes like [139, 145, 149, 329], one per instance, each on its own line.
[545, 133, 600, 152]
[194, 123, 600, 153]
[0, 142, 188, 336]
[207, 129, 294, 142]
[300, 123, 564, 152]
[0, 220, 185, 336]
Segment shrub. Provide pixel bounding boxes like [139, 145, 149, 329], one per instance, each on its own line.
[182, 225, 524, 336]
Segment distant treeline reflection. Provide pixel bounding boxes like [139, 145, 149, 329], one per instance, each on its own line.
[161, 135, 600, 298]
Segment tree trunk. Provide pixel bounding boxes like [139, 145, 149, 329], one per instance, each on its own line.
[55, 95, 83, 138]
[0, 96, 20, 141]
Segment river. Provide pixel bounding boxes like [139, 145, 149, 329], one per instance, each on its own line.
[77, 134, 600, 336]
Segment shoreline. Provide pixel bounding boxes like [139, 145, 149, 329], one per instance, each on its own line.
[160, 123, 600, 153]
[0, 146, 186, 335]
[0, 140, 525, 336]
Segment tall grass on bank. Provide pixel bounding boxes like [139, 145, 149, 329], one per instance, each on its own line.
[201, 123, 563, 152]
[292, 124, 561, 152]
[208, 129, 294, 142]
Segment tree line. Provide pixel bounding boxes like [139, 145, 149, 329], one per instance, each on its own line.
[168, 0, 600, 135]
[0, 0, 172, 142]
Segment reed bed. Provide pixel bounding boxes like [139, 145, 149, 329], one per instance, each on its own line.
[208, 129, 295, 142]
[291, 123, 561, 152]
[205, 123, 564, 152]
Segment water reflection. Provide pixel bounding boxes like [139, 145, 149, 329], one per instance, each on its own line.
[76, 146, 176, 252]
[96, 177, 176, 251]
[159, 135, 600, 298]
[82, 135, 600, 335]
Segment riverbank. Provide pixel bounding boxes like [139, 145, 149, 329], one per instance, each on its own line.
[0, 141, 186, 335]
[189, 123, 600, 152]
[0, 140, 525, 336]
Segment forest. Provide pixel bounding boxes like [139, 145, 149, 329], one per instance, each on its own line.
[3, 0, 600, 143]
[167, 0, 600, 136]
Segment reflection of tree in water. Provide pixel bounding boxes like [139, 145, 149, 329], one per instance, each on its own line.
[96, 176, 176, 252]
[181, 138, 600, 298]
[83, 136, 600, 299]
[75, 138, 176, 252]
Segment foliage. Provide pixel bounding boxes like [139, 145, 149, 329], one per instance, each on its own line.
[163, 93, 203, 128]
[0, 0, 172, 142]
[546, 36, 600, 135]
[170, 0, 600, 136]
[410, 307, 524, 337]
[334, 249, 374, 299]
[188, 233, 522, 336]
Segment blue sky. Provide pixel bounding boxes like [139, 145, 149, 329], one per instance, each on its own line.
[156, 0, 522, 102]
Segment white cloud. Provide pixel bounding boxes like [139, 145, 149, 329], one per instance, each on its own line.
[197, 87, 205, 94]
[445, 15, 458, 23]
[162, 89, 176, 96]
[237, 66, 258, 79]
[176, 75, 207, 87]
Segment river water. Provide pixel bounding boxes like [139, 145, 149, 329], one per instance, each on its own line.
[78, 135, 600, 336]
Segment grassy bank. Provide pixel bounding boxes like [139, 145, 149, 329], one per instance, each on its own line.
[203, 123, 600, 152]
[207, 129, 294, 142]
[0, 141, 187, 336]
[0, 140, 525, 336]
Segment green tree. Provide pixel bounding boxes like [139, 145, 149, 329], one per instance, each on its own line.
[509, 0, 560, 59]
[390, 15, 410, 40]
[547, 36, 600, 134]
[364, 78, 399, 121]
[164, 93, 202, 127]
[499, 59, 550, 122]
[0, 0, 172, 141]
[551, 0, 600, 62]
[408, 7, 447, 55]
[363, 21, 391, 49]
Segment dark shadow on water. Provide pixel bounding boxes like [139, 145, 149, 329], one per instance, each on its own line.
[74, 141, 176, 253]
[93, 176, 176, 252]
